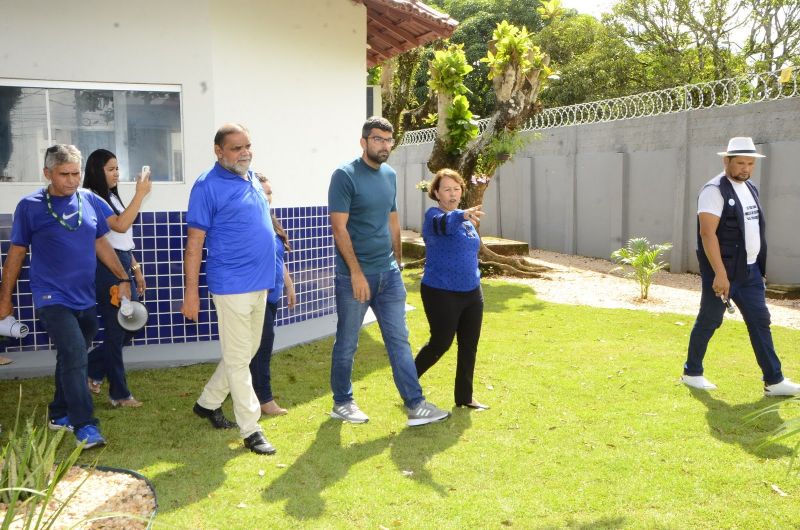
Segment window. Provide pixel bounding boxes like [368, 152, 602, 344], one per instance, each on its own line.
[0, 80, 183, 183]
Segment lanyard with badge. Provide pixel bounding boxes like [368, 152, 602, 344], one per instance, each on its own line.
[43, 187, 83, 231]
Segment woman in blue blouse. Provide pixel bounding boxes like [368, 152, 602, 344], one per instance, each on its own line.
[249, 174, 295, 416]
[415, 169, 488, 410]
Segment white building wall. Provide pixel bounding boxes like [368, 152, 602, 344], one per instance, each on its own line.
[209, 0, 366, 207]
[0, 0, 366, 212]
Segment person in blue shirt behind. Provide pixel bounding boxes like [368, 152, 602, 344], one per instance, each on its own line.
[327, 116, 449, 427]
[181, 123, 278, 455]
[249, 174, 295, 416]
[0, 144, 133, 448]
[415, 169, 489, 410]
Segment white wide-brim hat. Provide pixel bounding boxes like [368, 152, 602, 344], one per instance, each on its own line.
[717, 136, 766, 158]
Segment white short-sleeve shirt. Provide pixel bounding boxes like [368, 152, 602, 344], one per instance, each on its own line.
[103, 194, 135, 251]
[697, 173, 760, 264]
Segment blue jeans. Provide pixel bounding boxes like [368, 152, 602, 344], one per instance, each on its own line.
[330, 269, 424, 409]
[38, 304, 99, 429]
[685, 263, 783, 385]
[87, 250, 137, 400]
[249, 301, 278, 404]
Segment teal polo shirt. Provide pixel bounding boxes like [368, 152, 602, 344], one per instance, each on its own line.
[328, 157, 399, 275]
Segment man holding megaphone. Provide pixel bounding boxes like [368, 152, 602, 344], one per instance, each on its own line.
[0, 144, 132, 449]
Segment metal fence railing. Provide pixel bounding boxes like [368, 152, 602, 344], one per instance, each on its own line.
[399, 67, 799, 146]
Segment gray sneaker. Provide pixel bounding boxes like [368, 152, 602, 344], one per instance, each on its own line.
[331, 401, 369, 423]
[407, 400, 450, 427]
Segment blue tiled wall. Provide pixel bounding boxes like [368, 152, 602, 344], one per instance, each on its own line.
[0, 207, 335, 353]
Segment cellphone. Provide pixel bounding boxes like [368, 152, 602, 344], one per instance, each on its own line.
[141, 165, 150, 178]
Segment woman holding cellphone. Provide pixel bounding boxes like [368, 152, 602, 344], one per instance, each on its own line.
[83, 149, 151, 408]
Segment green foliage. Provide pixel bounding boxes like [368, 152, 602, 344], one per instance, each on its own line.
[1, 390, 86, 529]
[485, 130, 530, 161]
[444, 95, 479, 154]
[366, 66, 381, 86]
[422, 113, 438, 126]
[427, 44, 473, 96]
[535, 13, 645, 106]
[424, 0, 546, 117]
[611, 237, 673, 299]
[481, 21, 535, 80]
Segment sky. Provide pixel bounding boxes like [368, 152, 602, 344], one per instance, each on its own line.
[559, 0, 618, 19]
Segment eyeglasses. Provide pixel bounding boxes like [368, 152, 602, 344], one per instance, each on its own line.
[367, 136, 395, 146]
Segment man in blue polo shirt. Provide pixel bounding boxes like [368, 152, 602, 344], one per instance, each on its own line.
[327, 116, 449, 427]
[0, 144, 132, 448]
[181, 123, 277, 455]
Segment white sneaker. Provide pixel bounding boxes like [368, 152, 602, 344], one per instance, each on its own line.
[331, 401, 369, 423]
[764, 378, 800, 397]
[681, 375, 717, 390]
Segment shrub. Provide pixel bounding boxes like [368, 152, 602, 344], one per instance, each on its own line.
[611, 237, 673, 300]
[0, 388, 85, 528]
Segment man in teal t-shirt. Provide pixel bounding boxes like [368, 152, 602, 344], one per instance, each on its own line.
[327, 116, 449, 427]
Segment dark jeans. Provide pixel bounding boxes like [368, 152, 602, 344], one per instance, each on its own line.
[87, 250, 137, 400]
[415, 283, 483, 405]
[685, 263, 783, 385]
[249, 301, 279, 404]
[38, 304, 98, 429]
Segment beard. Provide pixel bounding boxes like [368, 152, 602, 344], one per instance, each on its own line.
[365, 148, 390, 165]
[220, 158, 251, 176]
[728, 173, 750, 183]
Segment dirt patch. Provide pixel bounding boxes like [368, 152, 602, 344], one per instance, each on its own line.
[0, 467, 156, 529]
[504, 249, 800, 330]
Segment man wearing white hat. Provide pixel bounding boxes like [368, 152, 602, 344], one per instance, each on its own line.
[681, 137, 800, 396]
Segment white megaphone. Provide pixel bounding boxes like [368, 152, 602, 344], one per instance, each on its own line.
[117, 296, 149, 332]
[0, 316, 29, 338]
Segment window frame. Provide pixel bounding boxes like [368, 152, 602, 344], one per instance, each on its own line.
[0, 77, 185, 185]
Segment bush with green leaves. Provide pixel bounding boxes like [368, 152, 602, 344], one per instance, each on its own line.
[427, 43, 472, 96]
[481, 21, 535, 80]
[611, 237, 673, 300]
[444, 95, 479, 154]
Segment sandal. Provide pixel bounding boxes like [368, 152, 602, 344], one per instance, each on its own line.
[88, 379, 102, 394]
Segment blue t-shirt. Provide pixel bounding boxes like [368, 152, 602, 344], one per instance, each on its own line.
[11, 188, 112, 309]
[268, 232, 285, 305]
[186, 163, 276, 295]
[421, 207, 481, 292]
[328, 157, 398, 275]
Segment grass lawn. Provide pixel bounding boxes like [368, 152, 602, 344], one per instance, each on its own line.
[2, 272, 800, 529]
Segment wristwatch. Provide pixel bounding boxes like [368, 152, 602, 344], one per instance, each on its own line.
[130, 263, 141, 273]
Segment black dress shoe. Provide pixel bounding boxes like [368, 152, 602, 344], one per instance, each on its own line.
[243, 432, 276, 455]
[193, 403, 237, 429]
[456, 401, 490, 410]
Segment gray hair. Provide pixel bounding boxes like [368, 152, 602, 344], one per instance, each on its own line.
[43, 144, 82, 170]
[214, 123, 249, 147]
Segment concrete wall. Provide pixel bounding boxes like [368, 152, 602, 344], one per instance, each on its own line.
[391, 98, 800, 284]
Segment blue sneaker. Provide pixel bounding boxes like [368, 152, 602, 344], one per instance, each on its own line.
[48, 416, 74, 432]
[74, 424, 106, 449]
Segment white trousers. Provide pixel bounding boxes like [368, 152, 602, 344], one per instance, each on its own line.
[197, 290, 266, 438]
